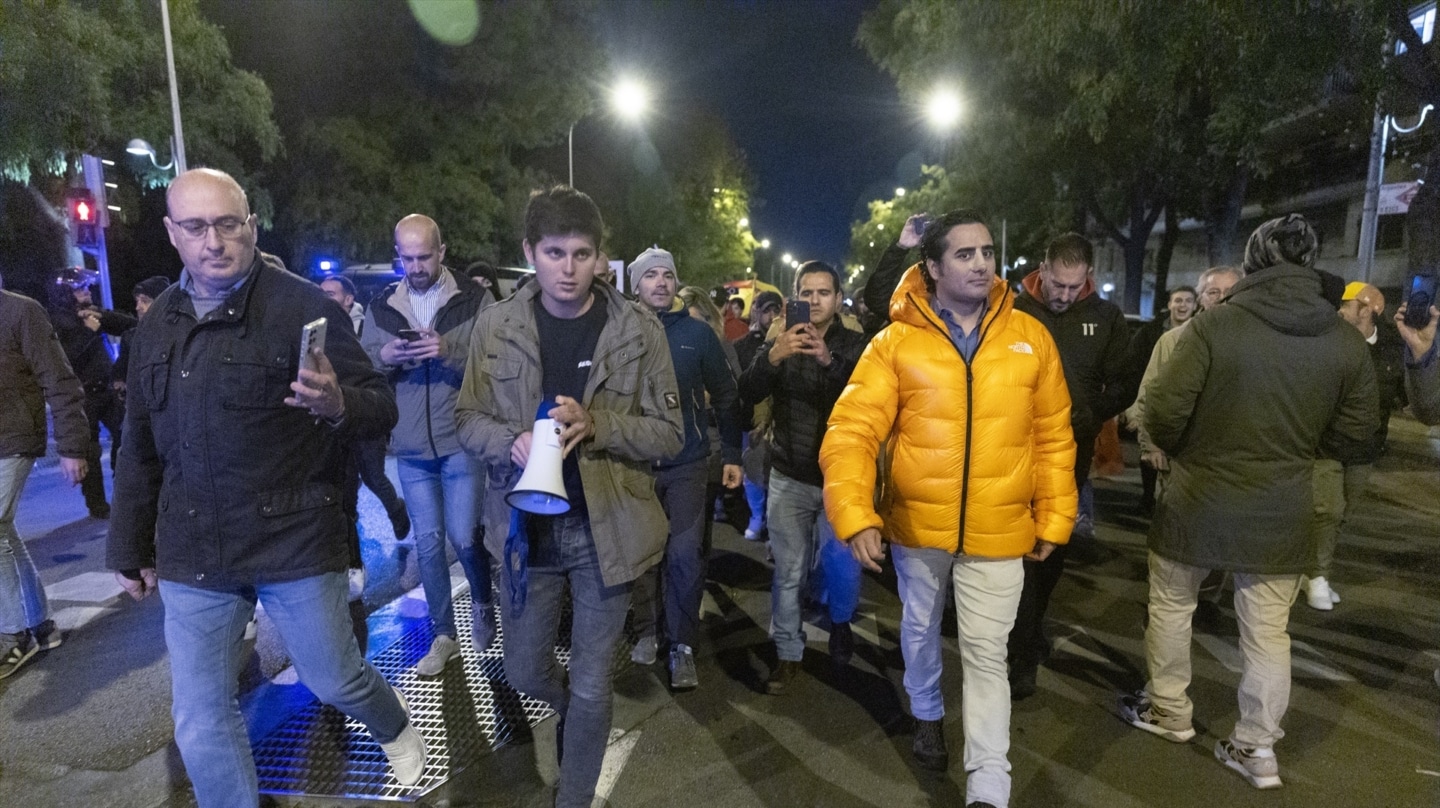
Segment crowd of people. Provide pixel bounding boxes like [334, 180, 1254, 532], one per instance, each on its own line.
[1, 166, 1438, 808]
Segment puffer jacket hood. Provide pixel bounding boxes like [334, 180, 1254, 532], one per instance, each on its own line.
[1227, 264, 1339, 338]
[1019, 269, 1096, 306]
[891, 262, 1014, 331]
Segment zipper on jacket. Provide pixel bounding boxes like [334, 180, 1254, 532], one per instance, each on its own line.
[911, 288, 1007, 554]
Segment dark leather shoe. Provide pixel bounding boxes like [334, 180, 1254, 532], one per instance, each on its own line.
[765, 659, 800, 695]
[1010, 663, 1037, 701]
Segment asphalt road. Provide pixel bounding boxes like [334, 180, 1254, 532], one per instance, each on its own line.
[2, 416, 1439, 808]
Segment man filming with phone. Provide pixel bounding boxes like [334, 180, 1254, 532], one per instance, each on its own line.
[738, 261, 867, 694]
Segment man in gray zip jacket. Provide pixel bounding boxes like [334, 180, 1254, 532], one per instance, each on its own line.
[455, 186, 682, 808]
[362, 214, 494, 677]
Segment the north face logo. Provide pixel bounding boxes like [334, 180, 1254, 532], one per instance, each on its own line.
[1009, 341, 1034, 355]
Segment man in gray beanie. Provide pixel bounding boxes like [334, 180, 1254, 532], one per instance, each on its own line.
[1120, 213, 1378, 789]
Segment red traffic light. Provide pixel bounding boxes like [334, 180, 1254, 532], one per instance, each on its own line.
[66, 189, 98, 224]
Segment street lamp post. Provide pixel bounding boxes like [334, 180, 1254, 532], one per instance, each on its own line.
[160, 0, 188, 173]
[126, 138, 178, 175]
[1357, 103, 1434, 281]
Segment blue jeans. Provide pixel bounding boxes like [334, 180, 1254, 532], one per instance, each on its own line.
[498, 513, 631, 808]
[631, 458, 709, 648]
[160, 573, 407, 808]
[0, 456, 47, 635]
[398, 453, 492, 639]
[766, 470, 861, 662]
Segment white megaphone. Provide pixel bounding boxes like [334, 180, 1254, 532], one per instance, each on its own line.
[506, 400, 571, 515]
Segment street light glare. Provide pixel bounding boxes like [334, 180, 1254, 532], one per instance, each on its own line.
[612, 78, 649, 121]
[895, 187, 907, 197]
[927, 88, 962, 131]
[761, 238, 771, 249]
[126, 138, 154, 156]
[781, 253, 793, 264]
[738, 217, 749, 228]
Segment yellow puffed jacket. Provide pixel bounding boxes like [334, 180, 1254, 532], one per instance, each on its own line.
[821, 265, 1077, 557]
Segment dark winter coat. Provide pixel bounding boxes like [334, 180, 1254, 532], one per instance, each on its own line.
[0, 290, 89, 458]
[106, 253, 397, 586]
[657, 308, 743, 468]
[737, 319, 867, 487]
[1145, 264, 1378, 574]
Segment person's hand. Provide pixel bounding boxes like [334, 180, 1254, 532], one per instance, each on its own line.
[849, 527, 886, 572]
[722, 463, 742, 489]
[1025, 539, 1057, 562]
[511, 430, 533, 468]
[58, 456, 87, 486]
[405, 330, 442, 361]
[1141, 449, 1169, 472]
[285, 351, 346, 420]
[768, 324, 811, 365]
[549, 395, 595, 456]
[899, 213, 927, 249]
[798, 324, 832, 367]
[1395, 303, 1439, 358]
[115, 568, 158, 601]
[81, 310, 102, 332]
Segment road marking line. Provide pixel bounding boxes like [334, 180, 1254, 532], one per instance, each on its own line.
[594, 729, 640, 800]
[44, 571, 126, 604]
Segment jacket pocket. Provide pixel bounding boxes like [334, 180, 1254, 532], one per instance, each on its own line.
[136, 350, 172, 411]
[220, 344, 294, 409]
[256, 483, 341, 530]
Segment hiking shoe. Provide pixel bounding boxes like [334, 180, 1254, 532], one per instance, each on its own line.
[631, 635, 658, 666]
[1118, 691, 1195, 742]
[669, 644, 698, 690]
[379, 688, 427, 786]
[0, 632, 38, 680]
[416, 635, 460, 676]
[765, 660, 800, 695]
[912, 718, 949, 771]
[471, 599, 496, 652]
[1215, 739, 1282, 789]
[828, 621, 854, 667]
[1306, 576, 1339, 610]
[30, 619, 63, 651]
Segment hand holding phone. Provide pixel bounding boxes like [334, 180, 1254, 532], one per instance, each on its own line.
[1403, 273, 1438, 329]
[784, 300, 811, 330]
[296, 318, 328, 383]
[396, 328, 422, 342]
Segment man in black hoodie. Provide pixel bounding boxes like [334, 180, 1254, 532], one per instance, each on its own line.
[1119, 214, 1376, 790]
[1007, 233, 1136, 698]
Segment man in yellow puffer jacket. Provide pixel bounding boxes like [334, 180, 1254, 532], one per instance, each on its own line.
[821, 210, 1077, 808]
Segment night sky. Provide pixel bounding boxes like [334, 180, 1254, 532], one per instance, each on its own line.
[205, 0, 923, 267]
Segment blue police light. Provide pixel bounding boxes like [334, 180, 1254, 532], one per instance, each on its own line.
[318, 259, 336, 271]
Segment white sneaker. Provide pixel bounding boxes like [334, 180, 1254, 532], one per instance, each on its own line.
[1306, 577, 1335, 611]
[631, 635, 658, 666]
[379, 688, 426, 786]
[1215, 740, 1282, 789]
[416, 635, 460, 676]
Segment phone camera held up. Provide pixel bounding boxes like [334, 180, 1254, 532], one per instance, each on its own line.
[785, 300, 811, 330]
[1404, 271, 1438, 329]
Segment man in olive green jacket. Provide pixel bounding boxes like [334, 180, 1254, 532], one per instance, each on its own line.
[454, 186, 682, 808]
[1121, 214, 1377, 791]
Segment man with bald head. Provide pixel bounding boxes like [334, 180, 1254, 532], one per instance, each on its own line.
[362, 214, 496, 674]
[107, 169, 426, 804]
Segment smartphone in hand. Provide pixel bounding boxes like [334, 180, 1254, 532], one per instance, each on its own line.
[785, 300, 811, 330]
[396, 328, 422, 342]
[1403, 272, 1438, 328]
[297, 318, 328, 382]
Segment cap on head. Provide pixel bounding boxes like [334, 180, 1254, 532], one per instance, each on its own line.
[752, 290, 784, 313]
[132, 276, 172, 300]
[1242, 213, 1318, 274]
[1342, 281, 1385, 313]
[628, 246, 677, 292]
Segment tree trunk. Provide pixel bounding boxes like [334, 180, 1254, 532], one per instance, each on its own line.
[1153, 206, 1181, 317]
[1206, 166, 1249, 266]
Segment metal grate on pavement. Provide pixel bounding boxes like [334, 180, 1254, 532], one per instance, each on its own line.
[253, 596, 571, 801]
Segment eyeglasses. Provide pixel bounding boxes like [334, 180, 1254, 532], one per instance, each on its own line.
[172, 216, 250, 240]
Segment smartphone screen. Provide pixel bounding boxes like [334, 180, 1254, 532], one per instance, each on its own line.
[785, 300, 811, 330]
[297, 318, 328, 382]
[1404, 273, 1437, 328]
[396, 328, 422, 342]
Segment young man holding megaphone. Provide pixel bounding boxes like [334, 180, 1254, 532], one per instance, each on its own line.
[456, 186, 683, 808]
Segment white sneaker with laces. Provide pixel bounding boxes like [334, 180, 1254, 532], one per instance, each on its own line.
[416, 635, 460, 676]
[1215, 740, 1282, 789]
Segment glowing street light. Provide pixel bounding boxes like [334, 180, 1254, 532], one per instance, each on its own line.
[612, 78, 649, 122]
[738, 217, 749, 228]
[895, 187, 907, 197]
[760, 238, 771, 249]
[927, 86, 962, 131]
[781, 253, 793, 265]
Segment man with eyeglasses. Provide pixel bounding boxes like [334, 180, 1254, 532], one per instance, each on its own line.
[107, 168, 427, 806]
